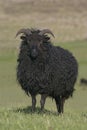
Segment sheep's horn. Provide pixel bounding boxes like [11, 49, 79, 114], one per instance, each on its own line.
[39, 29, 55, 38]
[16, 28, 32, 37]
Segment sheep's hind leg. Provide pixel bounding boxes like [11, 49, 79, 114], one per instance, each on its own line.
[61, 97, 65, 113]
[40, 94, 47, 111]
[31, 95, 36, 112]
[55, 96, 65, 114]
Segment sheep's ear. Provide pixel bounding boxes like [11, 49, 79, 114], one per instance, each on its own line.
[20, 36, 26, 41]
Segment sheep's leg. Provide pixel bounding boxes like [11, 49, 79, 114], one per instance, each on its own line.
[31, 95, 36, 111]
[40, 94, 47, 111]
[61, 97, 65, 113]
[55, 96, 61, 114]
[55, 96, 65, 114]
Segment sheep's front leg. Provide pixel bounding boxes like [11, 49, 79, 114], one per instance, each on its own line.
[40, 94, 47, 111]
[31, 95, 36, 111]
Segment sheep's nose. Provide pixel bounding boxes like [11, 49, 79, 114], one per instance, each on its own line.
[30, 49, 38, 59]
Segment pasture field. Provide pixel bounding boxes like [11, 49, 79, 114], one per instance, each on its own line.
[0, 108, 87, 130]
[0, 40, 87, 130]
[0, 0, 87, 130]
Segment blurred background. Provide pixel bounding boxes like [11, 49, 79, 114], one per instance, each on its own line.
[0, 0, 87, 112]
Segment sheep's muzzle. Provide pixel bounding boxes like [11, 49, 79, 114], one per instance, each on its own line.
[30, 46, 38, 60]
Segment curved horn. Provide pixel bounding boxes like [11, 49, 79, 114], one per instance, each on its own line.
[16, 28, 32, 37]
[39, 29, 55, 38]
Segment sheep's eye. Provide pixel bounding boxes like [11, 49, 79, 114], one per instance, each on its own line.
[27, 39, 32, 43]
[29, 39, 31, 42]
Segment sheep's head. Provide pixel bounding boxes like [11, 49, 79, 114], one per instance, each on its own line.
[16, 28, 54, 60]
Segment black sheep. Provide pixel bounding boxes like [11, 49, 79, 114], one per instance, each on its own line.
[80, 78, 87, 85]
[16, 28, 78, 114]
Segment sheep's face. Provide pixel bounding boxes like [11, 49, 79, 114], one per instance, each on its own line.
[16, 28, 54, 60]
[26, 33, 43, 60]
[21, 33, 47, 60]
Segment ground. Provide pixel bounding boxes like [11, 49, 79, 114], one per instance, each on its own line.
[0, 0, 87, 130]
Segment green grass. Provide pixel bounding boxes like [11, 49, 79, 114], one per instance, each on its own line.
[0, 40, 87, 129]
[0, 108, 87, 130]
[0, 0, 87, 129]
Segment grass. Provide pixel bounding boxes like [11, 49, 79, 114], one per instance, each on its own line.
[0, 0, 87, 129]
[0, 40, 87, 129]
[0, 108, 87, 130]
[0, 0, 87, 47]
[0, 34, 87, 130]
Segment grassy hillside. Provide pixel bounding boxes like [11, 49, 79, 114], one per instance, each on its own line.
[0, 0, 87, 48]
[0, 0, 87, 129]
